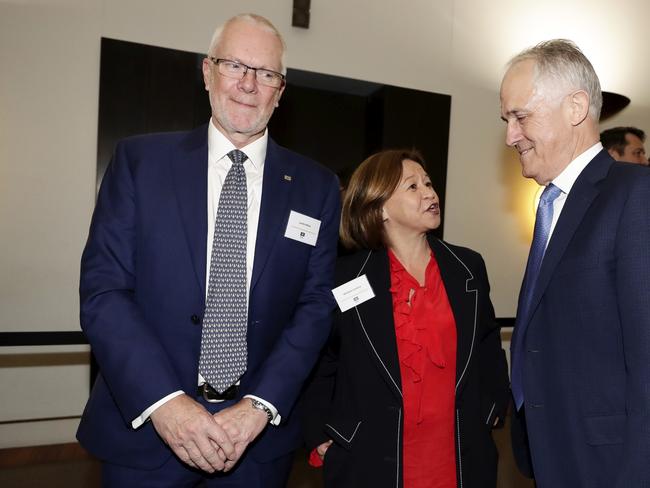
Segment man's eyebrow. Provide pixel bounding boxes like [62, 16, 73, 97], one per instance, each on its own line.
[501, 108, 528, 120]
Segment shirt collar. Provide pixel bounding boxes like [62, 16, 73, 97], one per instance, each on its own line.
[207, 119, 267, 171]
[552, 142, 603, 195]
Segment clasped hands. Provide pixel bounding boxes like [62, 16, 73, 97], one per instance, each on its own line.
[150, 394, 269, 473]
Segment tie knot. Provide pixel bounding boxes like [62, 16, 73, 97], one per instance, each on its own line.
[540, 183, 562, 205]
[227, 149, 248, 166]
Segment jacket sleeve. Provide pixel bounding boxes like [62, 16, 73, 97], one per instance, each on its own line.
[613, 172, 650, 487]
[300, 315, 341, 450]
[79, 140, 183, 424]
[475, 255, 510, 428]
[245, 173, 342, 419]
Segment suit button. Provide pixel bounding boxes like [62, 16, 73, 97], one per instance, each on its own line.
[190, 314, 201, 325]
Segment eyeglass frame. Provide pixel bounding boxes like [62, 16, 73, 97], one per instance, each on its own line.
[208, 57, 286, 88]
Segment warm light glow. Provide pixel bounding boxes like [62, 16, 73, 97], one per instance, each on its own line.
[452, 0, 638, 101]
[501, 160, 544, 244]
[532, 185, 544, 215]
[521, 183, 543, 234]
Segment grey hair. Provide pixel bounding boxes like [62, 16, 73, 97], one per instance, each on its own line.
[207, 13, 287, 75]
[507, 39, 602, 120]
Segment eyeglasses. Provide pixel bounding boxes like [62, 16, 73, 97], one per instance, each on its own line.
[209, 57, 285, 88]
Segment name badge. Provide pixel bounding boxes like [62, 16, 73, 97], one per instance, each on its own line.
[284, 210, 320, 246]
[331, 275, 375, 312]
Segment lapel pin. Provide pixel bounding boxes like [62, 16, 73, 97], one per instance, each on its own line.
[284, 175, 292, 181]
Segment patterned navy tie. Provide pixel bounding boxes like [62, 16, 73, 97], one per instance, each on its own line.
[199, 149, 248, 393]
[511, 183, 562, 409]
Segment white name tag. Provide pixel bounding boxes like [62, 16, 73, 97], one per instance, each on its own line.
[284, 210, 321, 246]
[331, 275, 375, 312]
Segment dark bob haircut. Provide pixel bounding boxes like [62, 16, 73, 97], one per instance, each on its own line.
[340, 149, 426, 250]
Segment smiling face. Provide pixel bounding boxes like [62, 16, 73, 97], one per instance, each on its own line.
[500, 59, 578, 185]
[202, 19, 285, 147]
[382, 159, 440, 243]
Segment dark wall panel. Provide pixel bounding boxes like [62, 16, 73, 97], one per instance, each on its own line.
[97, 38, 451, 237]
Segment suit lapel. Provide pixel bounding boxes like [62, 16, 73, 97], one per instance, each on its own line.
[356, 239, 479, 399]
[354, 249, 404, 399]
[250, 139, 296, 291]
[429, 237, 477, 392]
[171, 125, 209, 297]
[525, 150, 612, 323]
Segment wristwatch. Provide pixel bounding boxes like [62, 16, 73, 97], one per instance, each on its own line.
[250, 398, 274, 423]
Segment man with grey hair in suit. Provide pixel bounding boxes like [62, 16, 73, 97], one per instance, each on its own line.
[501, 39, 650, 487]
[77, 13, 341, 487]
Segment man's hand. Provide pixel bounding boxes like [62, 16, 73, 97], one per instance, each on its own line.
[213, 398, 269, 471]
[150, 394, 235, 473]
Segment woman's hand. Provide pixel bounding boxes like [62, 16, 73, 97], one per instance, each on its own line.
[316, 439, 334, 460]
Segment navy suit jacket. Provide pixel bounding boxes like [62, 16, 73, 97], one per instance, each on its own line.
[77, 125, 341, 469]
[511, 149, 650, 487]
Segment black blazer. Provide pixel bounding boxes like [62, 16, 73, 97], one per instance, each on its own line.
[302, 236, 510, 487]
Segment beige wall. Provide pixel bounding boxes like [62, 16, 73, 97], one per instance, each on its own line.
[1, 0, 101, 447]
[1, 0, 649, 447]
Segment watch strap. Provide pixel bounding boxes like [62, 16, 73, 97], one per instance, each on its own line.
[250, 398, 274, 423]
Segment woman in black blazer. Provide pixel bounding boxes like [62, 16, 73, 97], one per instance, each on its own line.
[302, 149, 510, 487]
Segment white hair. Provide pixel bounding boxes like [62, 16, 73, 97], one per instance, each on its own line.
[507, 39, 602, 120]
[207, 13, 287, 75]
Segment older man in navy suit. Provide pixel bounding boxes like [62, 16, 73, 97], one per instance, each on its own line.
[77, 13, 341, 487]
[501, 39, 650, 487]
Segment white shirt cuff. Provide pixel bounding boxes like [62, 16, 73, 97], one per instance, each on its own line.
[243, 394, 281, 426]
[131, 390, 184, 429]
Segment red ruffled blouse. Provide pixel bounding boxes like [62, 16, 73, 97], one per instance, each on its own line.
[389, 249, 457, 488]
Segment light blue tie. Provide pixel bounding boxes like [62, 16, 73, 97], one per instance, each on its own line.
[511, 183, 562, 410]
[199, 149, 248, 394]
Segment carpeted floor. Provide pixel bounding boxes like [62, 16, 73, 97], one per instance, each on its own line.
[0, 416, 534, 487]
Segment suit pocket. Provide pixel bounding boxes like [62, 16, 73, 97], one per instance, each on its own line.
[584, 414, 625, 446]
[325, 419, 362, 450]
